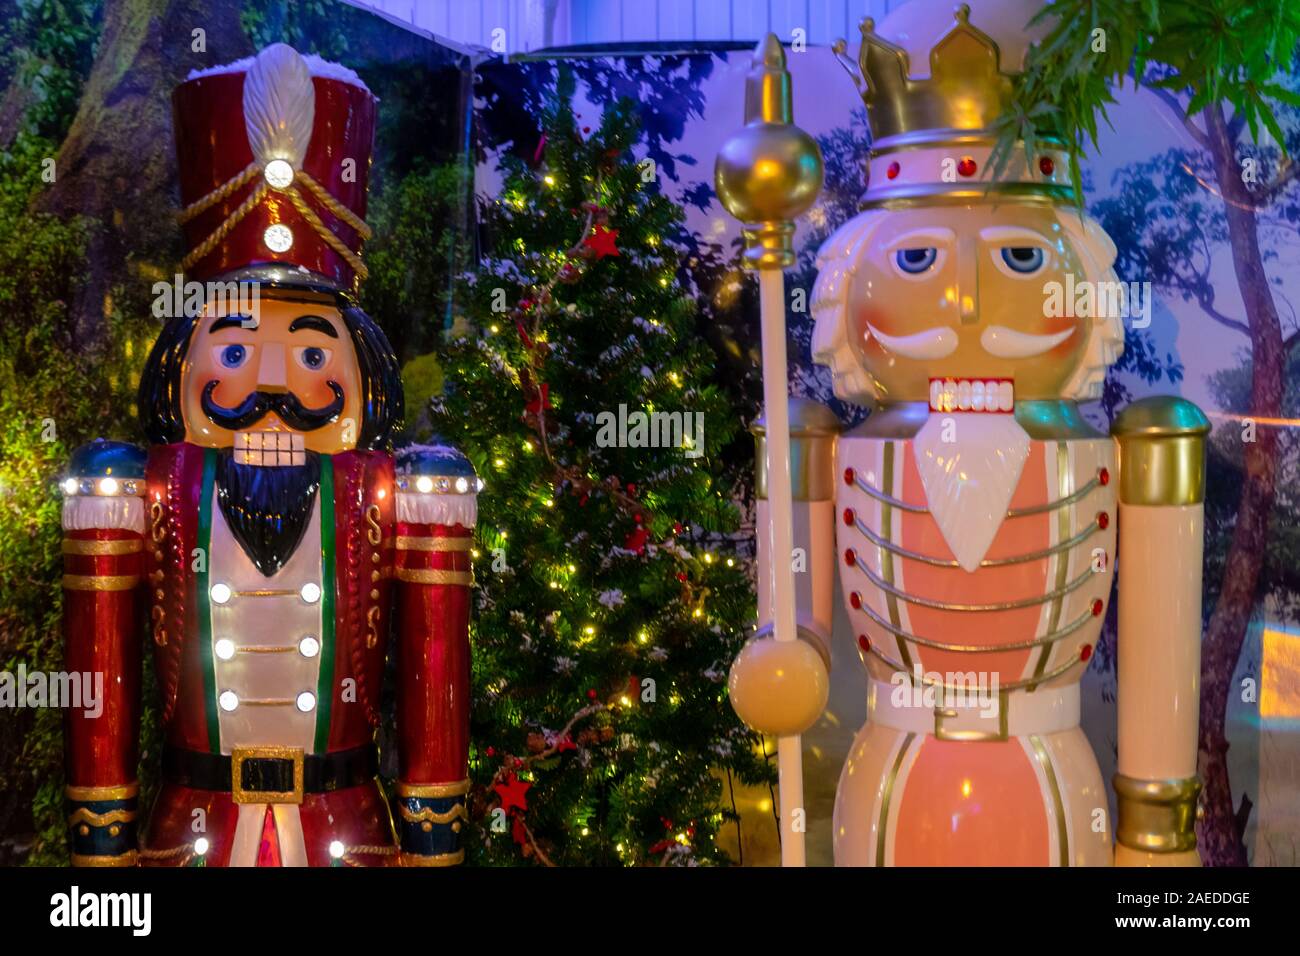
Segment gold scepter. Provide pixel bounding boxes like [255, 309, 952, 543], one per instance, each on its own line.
[715, 34, 824, 867]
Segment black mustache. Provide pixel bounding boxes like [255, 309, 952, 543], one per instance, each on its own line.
[201, 380, 345, 431]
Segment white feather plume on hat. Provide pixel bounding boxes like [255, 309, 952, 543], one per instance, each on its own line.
[241, 43, 315, 170]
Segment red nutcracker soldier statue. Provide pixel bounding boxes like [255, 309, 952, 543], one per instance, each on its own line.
[725, 0, 1210, 866]
[60, 43, 476, 867]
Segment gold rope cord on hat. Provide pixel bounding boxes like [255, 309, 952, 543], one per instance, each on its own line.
[177, 166, 370, 280]
[177, 161, 261, 225]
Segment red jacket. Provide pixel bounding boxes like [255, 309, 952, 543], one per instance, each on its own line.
[62, 441, 473, 866]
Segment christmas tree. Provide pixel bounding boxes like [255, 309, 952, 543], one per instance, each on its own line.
[428, 71, 771, 865]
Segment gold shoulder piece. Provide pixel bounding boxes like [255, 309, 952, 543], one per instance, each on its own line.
[751, 397, 839, 501]
[1111, 396, 1211, 506]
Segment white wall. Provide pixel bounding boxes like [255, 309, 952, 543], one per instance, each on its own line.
[347, 0, 899, 53]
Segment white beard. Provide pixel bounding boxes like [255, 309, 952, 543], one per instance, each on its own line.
[911, 412, 1031, 572]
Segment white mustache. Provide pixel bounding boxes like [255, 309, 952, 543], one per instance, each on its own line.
[866, 323, 958, 360]
[866, 322, 1074, 360]
[980, 325, 1075, 358]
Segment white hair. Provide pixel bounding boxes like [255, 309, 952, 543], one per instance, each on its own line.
[810, 205, 1126, 407]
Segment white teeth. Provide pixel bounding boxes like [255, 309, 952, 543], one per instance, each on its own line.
[929, 379, 1015, 412]
[235, 431, 306, 466]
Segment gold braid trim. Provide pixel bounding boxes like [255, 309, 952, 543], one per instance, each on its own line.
[297, 170, 373, 240]
[177, 162, 261, 224]
[139, 843, 195, 865]
[181, 182, 269, 271]
[284, 185, 369, 280]
[400, 803, 468, 825]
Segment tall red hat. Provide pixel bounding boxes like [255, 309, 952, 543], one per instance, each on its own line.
[172, 43, 377, 290]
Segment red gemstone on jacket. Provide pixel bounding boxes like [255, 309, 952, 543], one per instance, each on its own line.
[843, 508, 855, 526]
[1039, 156, 1055, 175]
[886, 161, 900, 180]
[1099, 467, 1110, 486]
[844, 548, 856, 567]
[1080, 645, 1093, 662]
[857, 635, 871, 653]
[957, 156, 977, 177]
[844, 467, 855, 486]
[1097, 511, 1110, 531]
[1091, 599, 1104, 617]
[849, 591, 862, 609]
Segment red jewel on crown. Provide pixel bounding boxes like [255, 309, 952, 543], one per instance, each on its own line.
[957, 156, 977, 177]
[1039, 156, 1055, 176]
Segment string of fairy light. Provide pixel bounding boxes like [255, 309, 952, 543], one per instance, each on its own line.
[452, 114, 753, 862]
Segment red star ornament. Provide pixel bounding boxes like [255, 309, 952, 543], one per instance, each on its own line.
[494, 771, 532, 814]
[583, 224, 620, 259]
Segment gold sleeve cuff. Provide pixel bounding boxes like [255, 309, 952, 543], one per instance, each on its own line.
[71, 851, 138, 867]
[1114, 774, 1201, 853]
[400, 849, 465, 867]
[66, 782, 139, 801]
[398, 779, 471, 798]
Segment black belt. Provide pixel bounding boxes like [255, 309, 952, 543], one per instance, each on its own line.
[163, 745, 376, 804]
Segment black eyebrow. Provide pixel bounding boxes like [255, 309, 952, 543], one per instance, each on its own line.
[209, 315, 255, 332]
[288, 314, 339, 338]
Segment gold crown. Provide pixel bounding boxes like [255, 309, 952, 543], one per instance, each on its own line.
[834, 3, 1073, 206]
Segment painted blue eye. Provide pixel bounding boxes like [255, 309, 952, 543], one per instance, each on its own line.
[896, 248, 937, 274]
[1001, 246, 1045, 273]
[302, 347, 325, 370]
[220, 344, 247, 368]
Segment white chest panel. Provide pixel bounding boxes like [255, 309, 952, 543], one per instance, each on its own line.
[209, 488, 324, 753]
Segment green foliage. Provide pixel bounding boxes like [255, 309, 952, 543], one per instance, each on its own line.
[240, 0, 351, 62]
[992, 1, 1300, 201]
[428, 74, 770, 865]
[361, 162, 471, 366]
[0, 132, 154, 865]
[0, 0, 102, 140]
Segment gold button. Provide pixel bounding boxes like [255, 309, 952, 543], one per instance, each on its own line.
[155, 589, 165, 601]
[78, 824, 90, 836]
[371, 552, 380, 564]
[421, 821, 432, 833]
[153, 550, 164, 562]
[451, 821, 462, 833]
[370, 589, 380, 600]
[371, 570, 380, 583]
[109, 824, 121, 837]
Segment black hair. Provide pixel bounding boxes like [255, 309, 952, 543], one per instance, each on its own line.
[137, 292, 405, 450]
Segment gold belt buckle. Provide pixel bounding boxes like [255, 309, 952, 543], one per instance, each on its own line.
[933, 690, 1010, 743]
[230, 746, 305, 805]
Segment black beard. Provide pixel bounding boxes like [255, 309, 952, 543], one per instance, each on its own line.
[215, 449, 321, 577]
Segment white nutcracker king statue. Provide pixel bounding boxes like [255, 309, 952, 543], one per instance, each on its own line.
[723, 0, 1210, 866]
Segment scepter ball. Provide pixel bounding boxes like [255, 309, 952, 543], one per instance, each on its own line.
[714, 121, 824, 227]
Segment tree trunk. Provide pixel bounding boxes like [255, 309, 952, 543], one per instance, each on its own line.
[1196, 104, 1285, 866]
[34, 0, 252, 347]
